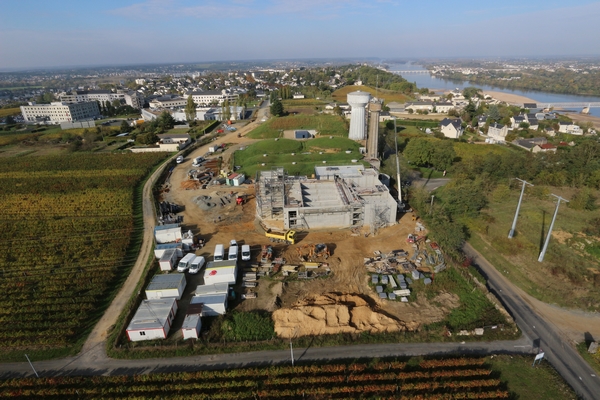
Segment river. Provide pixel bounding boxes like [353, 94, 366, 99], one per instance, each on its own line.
[387, 63, 600, 118]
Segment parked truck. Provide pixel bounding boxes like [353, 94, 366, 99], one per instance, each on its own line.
[265, 229, 296, 245]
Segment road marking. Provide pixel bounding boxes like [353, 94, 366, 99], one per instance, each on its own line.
[579, 376, 582, 380]
[592, 374, 596, 377]
[533, 326, 535, 329]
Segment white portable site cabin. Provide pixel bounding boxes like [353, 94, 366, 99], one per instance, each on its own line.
[159, 249, 177, 271]
[145, 273, 187, 300]
[203, 260, 238, 286]
[154, 224, 182, 244]
[126, 298, 178, 342]
[154, 242, 183, 259]
[191, 282, 229, 316]
[181, 314, 202, 339]
[177, 253, 196, 272]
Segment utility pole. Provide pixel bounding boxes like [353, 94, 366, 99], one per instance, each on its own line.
[394, 117, 402, 205]
[25, 354, 39, 378]
[290, 340, 294, 366]
[508, 178, 534, 239]
[430, 195, 435, 215]
[538, 194, 569, 262]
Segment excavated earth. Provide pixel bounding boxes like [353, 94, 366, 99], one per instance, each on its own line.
[272, 292, 460, 338]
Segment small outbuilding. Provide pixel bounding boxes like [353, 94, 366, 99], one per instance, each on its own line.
[154, 223, 183, 244]
[154, 242, 184, 259]
[226, 173, 246, 187]
[126, 298, 178, 342]
[145, 273, 187, 300]
[158, 249, 177, 271]
[181, 314, 202, 340]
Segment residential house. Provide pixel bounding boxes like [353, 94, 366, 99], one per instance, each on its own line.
[533, 143, 557, 153]
[439, 118, 463, 139]
[156, 133, 191, 151]
[487, 123, 509, 142]
[559, 121, 582, 135]
[510, 115, 526, 129]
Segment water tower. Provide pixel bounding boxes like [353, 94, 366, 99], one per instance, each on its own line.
[347, 91, 371, 140]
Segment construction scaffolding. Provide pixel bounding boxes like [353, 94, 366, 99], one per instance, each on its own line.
[256, 166, 397, 231]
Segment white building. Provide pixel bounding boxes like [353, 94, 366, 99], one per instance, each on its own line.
[20, 101, 100, 124]
[439, 118, 463, 139]
[126, 298, 178, 342]
[156, 133, 191, 151]
[185, 89, 239, 106]
[181, 314, 202, 340]
[203, 261, 238, 286]
[154, 224, 183, 244]
[149, 95, 187, 109]
[488, 123, 509, 142]
[145, 273, 187, 300]
[192, 283, 229, 316]
[559, 122, 582, 135]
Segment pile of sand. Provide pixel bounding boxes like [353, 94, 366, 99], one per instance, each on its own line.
[272, 293, 409, 338]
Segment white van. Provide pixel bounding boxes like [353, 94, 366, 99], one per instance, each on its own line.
[213, 244, 224, 261]
[177, 253, 196, 272]
[241, 244, 251, 261]
[228, 245, 238, 261]
[188, 256, 206, 274]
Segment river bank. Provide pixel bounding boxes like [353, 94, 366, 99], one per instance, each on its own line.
[482, 90, 600, 129]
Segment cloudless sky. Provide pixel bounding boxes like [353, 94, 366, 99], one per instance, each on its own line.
[1, 0, 600, 70]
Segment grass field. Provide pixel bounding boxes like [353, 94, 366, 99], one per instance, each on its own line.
[0, 108, 21, 118]
[332, 85, 412, 103]
[234, 137, 362, 176]
[467, 187, 600, 310]
[247, 114, 348, 139]
[453, 142, 515, 160]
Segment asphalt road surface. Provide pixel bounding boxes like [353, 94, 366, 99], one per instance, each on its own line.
[464, 243, 600, 400]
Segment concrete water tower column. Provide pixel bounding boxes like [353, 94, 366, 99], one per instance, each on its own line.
[347, 91, 371, 140]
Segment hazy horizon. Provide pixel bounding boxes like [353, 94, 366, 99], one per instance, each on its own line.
[2, 0, 600, 70]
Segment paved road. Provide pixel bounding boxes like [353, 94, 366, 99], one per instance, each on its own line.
[413, 177, 450, 192]
[464, 243, 600, 400]
[0, 338, 533, 379]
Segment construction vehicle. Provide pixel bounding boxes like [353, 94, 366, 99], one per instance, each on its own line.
[265, 229, 296, 244]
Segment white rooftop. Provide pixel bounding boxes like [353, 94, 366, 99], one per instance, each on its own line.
[195, 282, 229, 296]
[146, 273, 186, 292]
[314, 165, 365, 179]
[127, 298, 176, 331]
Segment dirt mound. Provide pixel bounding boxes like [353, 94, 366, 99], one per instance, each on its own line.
[272, 293, 409, 338]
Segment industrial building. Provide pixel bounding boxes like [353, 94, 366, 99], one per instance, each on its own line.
[256, 165, 397, 231]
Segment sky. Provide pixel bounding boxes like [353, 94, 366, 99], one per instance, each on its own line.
[1, 0, 600, 70]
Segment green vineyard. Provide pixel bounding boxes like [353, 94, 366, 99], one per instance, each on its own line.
[0, 358, 509, 399]
[0, 153, 166, 359]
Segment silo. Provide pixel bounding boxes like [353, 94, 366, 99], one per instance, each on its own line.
[347, 91, 371, 140]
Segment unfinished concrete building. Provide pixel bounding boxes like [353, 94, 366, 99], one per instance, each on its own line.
[256, 166, 397, 230]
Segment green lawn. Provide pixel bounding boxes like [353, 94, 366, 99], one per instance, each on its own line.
[488, 354, 577, 399]
[247, 114, 348, 139]
[233, 137, 363, 176]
